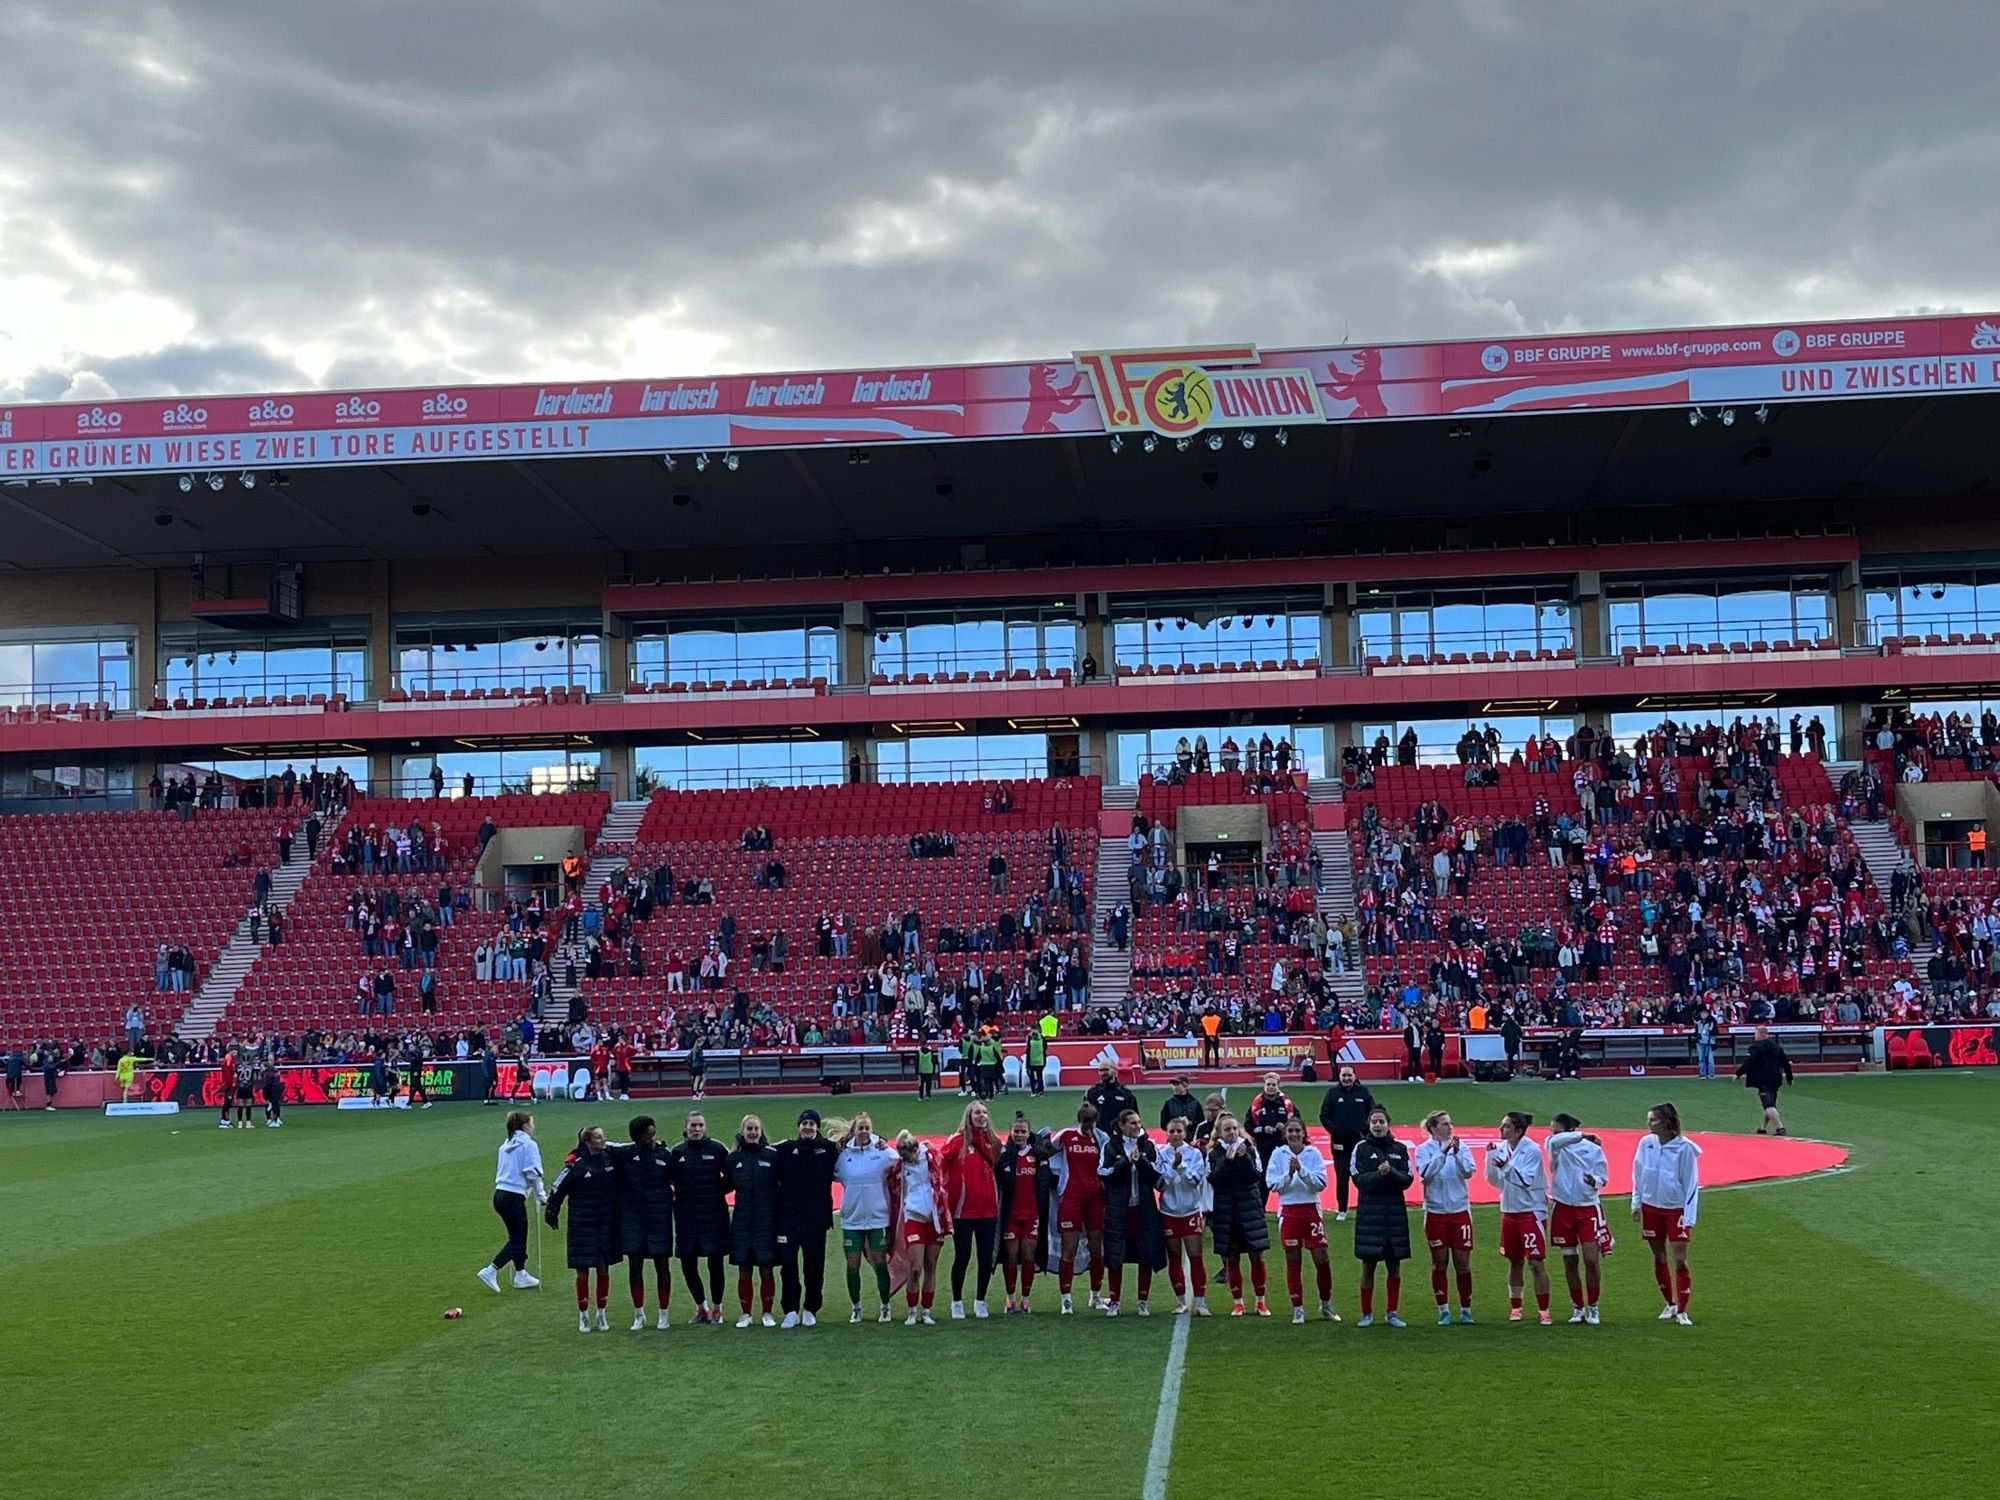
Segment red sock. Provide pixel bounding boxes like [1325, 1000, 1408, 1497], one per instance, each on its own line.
[1535, 1289, 1550, 1314]
[1316, 1259, 1332, 1302]
[1108, 1267, 1124, 1302]
[922, 1286, 935, 1310]
[594, 1267, 609, 1308]
[1587, 1279, 1600, 1308]
[1286, 1259, 1303, 1305]
[760, 1269, 775, 1313]
[1225, 1257, 1241, 1298]
[1675, 1266, 1691, 1312]
[1431, 1267, 1449, 1305]
[1510, 1293, 1523, 1313]
[1020, 1262, 1035, 1295]
[575, 1273, 589, 1311]
[1089, 1265, 1103, 1294]
[1359, 1283, 1374, 1317]
[1249, 1257, 1267, 1297]
[1059, 1263, 1074, 1294]
[739, 1269, 753, 1314]
[1167, 1255, 1186, 1296]
[1654, 1260, 1673, 1303]
[1456, 1268, 1473, 1309]
[1138, 1267, 1152, 1301]
[1003, 1262, 1019, 1294]
[1189, 1254, 1207, 1296]
[908, 1289, 921, 1312]
[1387, 1273, 1402, 1314]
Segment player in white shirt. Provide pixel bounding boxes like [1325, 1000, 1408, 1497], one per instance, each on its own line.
[1484, 1110, 1551, 1324]
[1265, 1118, 1337, 1324]
[1546, 1111, 1609, 1324]
[1156, 1117, 1212, 1316]
[1631, 1101, 1701, 1325]
[1414, 1109, 1477, 1325]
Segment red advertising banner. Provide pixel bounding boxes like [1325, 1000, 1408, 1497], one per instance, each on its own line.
[1041, 1031, 1443, 1081]
[4, 312, 1998, 481]
[1879, 1024, 1999, 1069]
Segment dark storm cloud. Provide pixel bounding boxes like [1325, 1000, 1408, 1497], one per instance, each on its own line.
[1, 0, 1994, 401]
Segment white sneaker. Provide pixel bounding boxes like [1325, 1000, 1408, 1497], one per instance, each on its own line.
[1136, 1300, 1150, 1317]
[736, 1314, 753, 1329]
[850, 1306, 864, 1324]
[1321, 1301, 1340, 1322]
[905, 1309, 921, 1326]
[578, 1311, 591, 1333]
[801, 1311, 817, 1327]
[657, 1310, 671, 1330]
[511, 1270, 539, 1289]
[1060, 1294, 1074, 1315]
[1192, 1297, 1211, 1317]
[1568, 1307, 1587, 1324]
[950, 1300, 966, 1321]
[631, 1311, 649, 1331]
[1584, 1305, 1600, 1325]
[761, 1312, 776, 1327]
[878, 1306, 893, 1323]
[973, 1300, 990, 1319]
[1291, 1305, 1306, 1325]
[593, 1308, 609, 1332]
[1088, 1292, 1108, 1311]
[1674, 1310, 1693, 1326]
[919, 1309, 936, 1326]
[1659, 1303, 1678, 1320]
[781, 1312, 800, 1329]
[1172, 1299, 1191, 1316]
[1103, 1301, 1119, 1318]
[1335, 1210, 1347, 1222]
[476, 1265, 501, 1293]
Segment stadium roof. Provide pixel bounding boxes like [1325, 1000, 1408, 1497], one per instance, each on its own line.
[4, 310, 1998, 571]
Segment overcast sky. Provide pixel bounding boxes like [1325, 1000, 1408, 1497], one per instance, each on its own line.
[2, 0, 1995, 402]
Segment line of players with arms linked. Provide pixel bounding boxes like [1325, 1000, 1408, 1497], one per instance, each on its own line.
[478, 1064, 1702, 1333]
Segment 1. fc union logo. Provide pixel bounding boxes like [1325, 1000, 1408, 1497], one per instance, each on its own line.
[1074, 343, 1325, 437]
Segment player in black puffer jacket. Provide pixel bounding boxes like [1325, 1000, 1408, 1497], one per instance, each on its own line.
[728, 1115, 782, 1325]
[1098, 1109, 1168, 1314]
[672, 1111, 735, 1323]
[773, 1108, 840, 1325]
[1349, 1103, 1414, 1326]
[613, 1115, 676, 1329]
[545, 1125, 621, 1331]
[1206, 1114, 1272, 1313]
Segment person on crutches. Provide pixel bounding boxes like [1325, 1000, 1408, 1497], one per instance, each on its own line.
[477, 1111, 545, 1293]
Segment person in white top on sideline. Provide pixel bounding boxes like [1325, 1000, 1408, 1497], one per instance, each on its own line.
[1546, 1111, 1610, 1324]
[834, 1113, 899, 1322]
[1415, 1109, 1478, 1325]
[477, 1110, 544, 1292]
[1484, 1110, 1551, 1324]
[1156, 1117, 1211, 1316]
[1265, 1118, 1337, 1324]
[1631, 1101, 1701, 1325]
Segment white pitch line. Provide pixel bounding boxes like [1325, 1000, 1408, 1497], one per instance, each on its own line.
[1141, 1309, 1190, 1500]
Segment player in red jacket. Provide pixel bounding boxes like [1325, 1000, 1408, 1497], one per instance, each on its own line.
[1053, 1102, 1109, 1313]
[588, 1041, 611, 1101]
[609, 1035, 637, 1101]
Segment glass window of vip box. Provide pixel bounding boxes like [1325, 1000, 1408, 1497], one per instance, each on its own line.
[1602, 575, 1832, 653]
[160, 627, 366, 704]
[637, 739, 846, 793]
[1349, 585, 1571, 663]
[1861, 570, 2000, 647]
[1112, 594, 1320, 670]
[396, 617, 601, 695]
[0, 631, 135, 710]
[869, 604, 1075, 680]
[629, 613, 839, 688]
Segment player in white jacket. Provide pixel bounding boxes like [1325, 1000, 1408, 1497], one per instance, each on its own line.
[1631, 1101, 1701, 1325]
[1264, 1118, 1337, 1323]
[834, 1114, 900, 1323]
[1484, 1110, 1551, 1324]
[1414, 1109, 1477, 1325]
[1546, 1111, 1609, 1324]
[1156, 1117, 1212, 1316]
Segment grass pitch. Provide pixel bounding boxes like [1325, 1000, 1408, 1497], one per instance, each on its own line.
[2, 1072, 1993, 1499]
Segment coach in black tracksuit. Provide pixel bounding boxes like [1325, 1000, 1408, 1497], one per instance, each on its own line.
[1085, 1068, 1139, 1143]
[672, 1118, 734, 1316]
[1318, 1069, 1376, 1218]
[774, 1109, 840, 1323]
[615, 1117, 676, 1322]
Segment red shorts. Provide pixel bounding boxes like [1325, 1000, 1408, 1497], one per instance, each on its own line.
[1424, 1210, 1473, 1252]
[1057, 1196, 1105, 1234]
[1001, 1214, 1040, 1244]
[1161, 1211, 1205, 1240]
[1550, 1202, 1602, 1249]
[1278, 1202, 1327, 1251]
[1499, 1210, 1546, 1262]
[1641, 1204, 1690, 1243]
[901, 1217, 941, 1248]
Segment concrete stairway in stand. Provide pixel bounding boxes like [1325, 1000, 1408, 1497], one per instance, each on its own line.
[1089, 784, 1137, 1007]
[1311, 825, 1369, 1006]
[175, 825, 320, 1039]
[585, 798, 652, 905]
[1848, 810, 1936, 969]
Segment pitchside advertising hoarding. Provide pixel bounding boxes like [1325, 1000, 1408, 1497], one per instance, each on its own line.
[1875, 1023, 1999, 1069]
[5, 312, 2000, 481]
